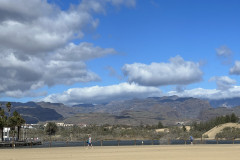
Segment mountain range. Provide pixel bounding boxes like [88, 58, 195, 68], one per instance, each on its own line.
[3, 96, 240, 125]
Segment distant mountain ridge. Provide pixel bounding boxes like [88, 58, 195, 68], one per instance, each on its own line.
[66, 96, 212, 125]
[3, 96, 240, 125]
[209, 97, 240, 108]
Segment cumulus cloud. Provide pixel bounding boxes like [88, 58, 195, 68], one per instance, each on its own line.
[0, 0, 55, 21]
[168, 86, 240, 100]
[41, 83, 162, 105]
[230, 61, 240, 75]
[0, 0, 133, 98]
[0, 1, 99, 54]
[0, 45, 110, 97]
[54, 42, 116, 61]
[122, 56, 203, 86]
[216, 45, 233, 64]
[105, 66, 123, 80]
[209, 76, 236, 90]
[5, 90, 47, 98]
[216, 45, 232, 57]
[0, 0, 134, 54]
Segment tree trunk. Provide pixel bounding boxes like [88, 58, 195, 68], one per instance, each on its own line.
[17, 126, 20, 141]
[1, 128, 3, 142]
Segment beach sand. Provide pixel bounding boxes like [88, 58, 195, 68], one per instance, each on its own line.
[0, 145, 240, 160]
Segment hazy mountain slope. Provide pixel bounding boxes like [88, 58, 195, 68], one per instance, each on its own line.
[1, 101, 63, 124]
[209, 97, 240, 108]
[64, 96, 212, 125]
[198, 106, 240, 120]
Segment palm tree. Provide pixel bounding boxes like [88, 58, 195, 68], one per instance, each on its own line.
[45, 122, 58, 137]
[8, 111, 25, 141]
[7, 113, 17, 141]
[45, 122, 58, 146]
[6, 102, 11, 117]
[0, 109, 7, 141]
[14, 111, 25, 141]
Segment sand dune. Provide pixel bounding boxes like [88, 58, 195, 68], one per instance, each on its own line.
[1, 145, 240, 160]
[203, 123, 240, 139]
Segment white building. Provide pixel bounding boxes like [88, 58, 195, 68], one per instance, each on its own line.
[3, 127, 10, 141]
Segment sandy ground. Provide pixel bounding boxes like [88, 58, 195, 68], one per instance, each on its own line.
[1, 145, 240, 160]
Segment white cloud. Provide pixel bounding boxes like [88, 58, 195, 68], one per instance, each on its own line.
[0, 0, 55, 21]
[216, 45, 232, 57]
[54, 42, 116, 61]
[105, 66, 123, 80]
[209, 76, 236, 90]
[0, 5, 95, 54]
[41, 83, 161, 105]
[0, 48, 102, 97]
[41, 82, 240, 104]
[122, 56, 203, 86]
[230, 61, 240, 75]
[168, 86, 240, 100]
[0, 0, 135, 54]
[0, 0, 134, 98]
[110, 0, 136, 7]
[44, 60, 100, 86]
[4, 90, 47, 98]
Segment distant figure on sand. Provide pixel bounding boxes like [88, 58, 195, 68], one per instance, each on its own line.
[87, 135, 92, 148]
[190, 136, 194, 145]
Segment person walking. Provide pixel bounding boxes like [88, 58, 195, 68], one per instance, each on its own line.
[87, 135, 93, 148]
[190, 136, 194, 145]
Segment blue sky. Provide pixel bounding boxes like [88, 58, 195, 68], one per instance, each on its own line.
[1, 0, 240, 105]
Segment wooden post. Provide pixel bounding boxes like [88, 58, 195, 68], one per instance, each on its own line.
[152, 140, 154, 145]
[185, 139, 186, 145]
[134, 139, 136, 145]
[233, 138, 235, 144]
[12, 141, 15, 149]
[101, 140, 103, 146]
[168, 139, 170, 145]
[201, 136, 202, 144]
[118, 140, 120, 146]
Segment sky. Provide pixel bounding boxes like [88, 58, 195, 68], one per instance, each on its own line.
[0, 0, 240, 105]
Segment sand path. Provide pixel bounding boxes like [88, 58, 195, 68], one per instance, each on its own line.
[0, 145, 240, 160]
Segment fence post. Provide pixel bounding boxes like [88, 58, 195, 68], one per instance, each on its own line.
[233, 138, 235, 144]
[118, 140, 120, 146]
[185, 139, 186, 145]
[152, 140, 154, 145]
[216, 138, 218, 144]
[101, 140, 103, 146]
[168, 139, 170, 145]
[134, 139, 136, 145]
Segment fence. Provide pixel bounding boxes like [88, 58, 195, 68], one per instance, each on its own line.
[15, 138, 240, 148]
